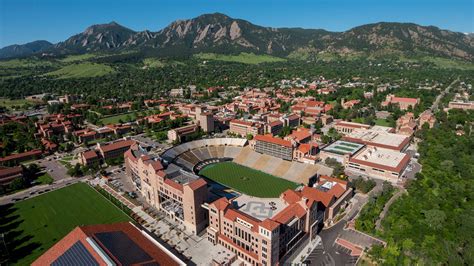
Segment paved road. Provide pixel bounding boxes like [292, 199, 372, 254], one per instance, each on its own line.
[131, 134, 170, 151]
[431, 77, 459, 112]
[0, 177, 86, 205]
[305, 182, 384, 266]
[306, 193, 369, 266]
[37, 158, 69, 181]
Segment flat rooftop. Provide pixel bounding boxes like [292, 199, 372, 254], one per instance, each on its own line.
[370, 125, 395, 132]
[232, 194, 287, 221]
[344, 129, 409, 150]
[351, 146, 409, 170]
[322, 140, 365, 156]
[166, 166, 200, 185]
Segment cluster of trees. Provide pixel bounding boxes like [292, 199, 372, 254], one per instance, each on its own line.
[349, 177, 376, 193]
[367, 109, 474, 265]
[321, 127, 341, 144]
[355, 181, 395, 234]
[0, 57, 468, 101]
[324, 157, 345, 178]
[0, 120, 41, 157]
[0, 164, 43, 195]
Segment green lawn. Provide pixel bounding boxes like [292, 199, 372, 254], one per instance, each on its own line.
[44, 62, 115, 78]
[99, 112, 136, 125]
[195, 52, 286, 64]
[374, 118, 391, 127]
[199, 162, 298, 197]
[0, 183, 130, 265]
[59, 53, 98, 63]
[36, 173, 54, 185]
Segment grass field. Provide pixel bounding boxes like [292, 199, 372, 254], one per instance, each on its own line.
[59, 53, 98, 63]
[99, 112, 136, 125]
[44, 62, 115, 78]
[195, 52, 286, 64]
[0, 183, 130, 265]
[143, 58, 166, 68]
[0, 58, 55, 68]
[398, 56, 474, 70]
[36, 173, 54, 185]
[199, 162, 298, 198]
[0, 98, 35, 110]
[374, 118, 391, 127]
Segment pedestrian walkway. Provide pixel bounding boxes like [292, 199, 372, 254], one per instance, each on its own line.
[375, 188, 407, 231]
[287, 236, 322, 265]
[92, 180, 208, 262]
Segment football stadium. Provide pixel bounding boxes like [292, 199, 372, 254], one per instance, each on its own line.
[160, 138, 328, 197]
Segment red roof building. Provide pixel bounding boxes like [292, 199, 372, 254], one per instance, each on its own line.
[33, 222, 185, 266]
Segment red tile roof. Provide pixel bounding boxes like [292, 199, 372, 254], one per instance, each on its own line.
[272, 203, 306, 224]
[33, 222, 182, 266]
[255, 134, 293, 148]
[0, 166, 23, 178]
[392, 97, 419, 104]
[211, 197, 230, 211]
[100, 140, 136, 153]
[82, 150, 98, 160]
[288, 128, 311, 142]
[260, 218, 280, 231]
[0, 149, 42, 162]
[164, 178, 184, 192]
[230, 119, 254, 126]
[187, 178, 207, 191]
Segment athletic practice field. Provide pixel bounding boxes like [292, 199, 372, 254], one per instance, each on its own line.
[199, 162, 298, 198]
[0, 183, 130, 265]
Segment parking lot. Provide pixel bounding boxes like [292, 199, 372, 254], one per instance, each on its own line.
[132, 134, 170, 151]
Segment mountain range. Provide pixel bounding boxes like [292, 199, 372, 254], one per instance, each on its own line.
[1, 13, 473, 61]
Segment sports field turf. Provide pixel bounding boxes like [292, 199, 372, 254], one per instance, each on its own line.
[199, 162, 298, 198]
[0, 183, 130, 265]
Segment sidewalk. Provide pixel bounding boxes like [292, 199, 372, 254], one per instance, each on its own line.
[0, 176, 84, 205]
[91, 178, 206, 261]
[289, 235, 321, 265]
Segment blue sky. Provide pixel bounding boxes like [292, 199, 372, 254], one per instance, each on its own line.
[0, 0, 473, 47]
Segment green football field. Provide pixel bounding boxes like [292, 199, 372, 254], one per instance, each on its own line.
[0, 183, 130, 265]
[199, 162, 298, 198]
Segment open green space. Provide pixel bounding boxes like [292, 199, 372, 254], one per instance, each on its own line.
[36, 173, 54, 185]
[59, 53, 99, 63]
[0, 183, 130, 265]
[0, 58, 55, 68]
[98, 112, 136, 125]
[143, 58, 166, 68]
[44, 62, 115, 78]
[398, 56, 474, 70]
[374, 118, 391, 127]
[0, 98, 36, 110]
[199, 162, 298, 197]
[195, 52, 286, 64]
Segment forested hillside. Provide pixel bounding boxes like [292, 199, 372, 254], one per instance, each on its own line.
[370, 109, 474, 264]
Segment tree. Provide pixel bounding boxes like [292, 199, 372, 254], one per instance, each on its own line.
[67, 163, 83, 177]
[9, 177, 27, 191]
[324, 158, 345, 177]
